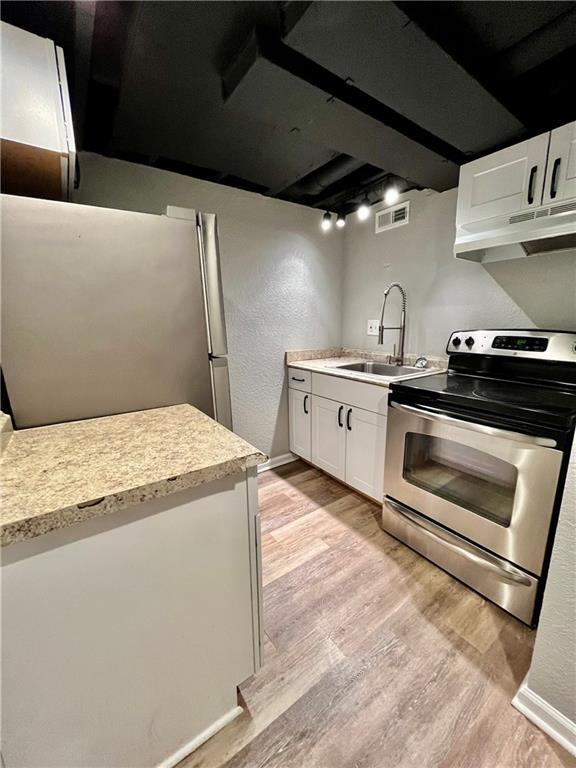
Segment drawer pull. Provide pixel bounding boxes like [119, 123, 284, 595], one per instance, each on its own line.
[291, 376, 306, 382]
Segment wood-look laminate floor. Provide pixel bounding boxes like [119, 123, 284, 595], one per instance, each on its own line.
[184, 461, 575, 768]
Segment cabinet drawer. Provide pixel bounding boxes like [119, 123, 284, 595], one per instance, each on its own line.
[312, 373, 388, 415]
[287, 368, 311, 392]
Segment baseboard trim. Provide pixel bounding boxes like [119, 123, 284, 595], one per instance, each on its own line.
[156, 705, 243, 768]
[257, 452, 297, 473]
[512, 676, 576, 756]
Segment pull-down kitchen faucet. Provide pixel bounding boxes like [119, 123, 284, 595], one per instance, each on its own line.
[378, 282, 406, 365]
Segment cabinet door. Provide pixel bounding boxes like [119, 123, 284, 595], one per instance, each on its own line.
[1, 23, 74, 200]
[289, 389, 311, 461]
[456, 132, 550, 226]
[311, 395, 346, 481]
[345, 406, 387, 502]
[543, 121, 576, 205]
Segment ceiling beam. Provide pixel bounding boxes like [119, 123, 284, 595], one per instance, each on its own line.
[225, 28, 467, 168]
[393, 1, 531, 130]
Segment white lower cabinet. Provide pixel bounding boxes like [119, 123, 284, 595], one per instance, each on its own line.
[309, 394, 386, 501]
[311, 395, 346, 481]
[345, 406, 387, 501]
[288, 371, 389, 502]
[288, 388, 311, 461]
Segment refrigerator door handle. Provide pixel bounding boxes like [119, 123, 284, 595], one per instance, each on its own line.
[197, 213, 228, 356]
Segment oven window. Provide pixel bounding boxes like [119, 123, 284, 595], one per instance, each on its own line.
[403, 434, 517, 527]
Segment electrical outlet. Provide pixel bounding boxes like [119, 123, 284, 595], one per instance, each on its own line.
[367, 319, 379, 336]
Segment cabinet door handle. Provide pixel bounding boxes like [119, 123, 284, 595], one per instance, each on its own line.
[303, 395, 309, 414]
[291, 376, 306, 382]
[338, 405, 344, 428]
[527, 165, 537, 204]
[346, 408, 352, 431]
[550, 157, 561, 199]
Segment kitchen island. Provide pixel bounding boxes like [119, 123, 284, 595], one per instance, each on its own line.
[1, 404, 267, 768]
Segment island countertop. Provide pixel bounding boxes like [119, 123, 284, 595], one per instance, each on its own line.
[1, 404, 267, 547]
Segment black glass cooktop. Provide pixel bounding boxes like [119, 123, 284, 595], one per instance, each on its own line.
[391, 372, 576, 428]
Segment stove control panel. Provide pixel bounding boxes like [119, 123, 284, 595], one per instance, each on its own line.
[492, 335, 548, 352]
[447, 330, 576, 363]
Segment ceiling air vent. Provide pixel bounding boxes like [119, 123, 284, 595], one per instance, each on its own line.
[375, 201, 410, 233]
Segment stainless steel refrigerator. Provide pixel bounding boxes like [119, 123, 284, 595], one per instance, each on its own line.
[1, 194, 233, 430]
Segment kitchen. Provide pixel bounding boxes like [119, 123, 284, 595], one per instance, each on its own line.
[1, 2, 575, 767]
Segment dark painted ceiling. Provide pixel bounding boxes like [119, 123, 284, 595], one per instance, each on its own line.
[2, 0, 576, 213]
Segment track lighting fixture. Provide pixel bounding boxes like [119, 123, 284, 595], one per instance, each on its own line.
[321, 211, 332, 231]
[384, 186, 399, 206]
[356, 199, 370, 221]
[336, 213, 346, 228]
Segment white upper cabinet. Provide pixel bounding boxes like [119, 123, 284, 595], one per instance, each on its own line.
[1, 22, 76, 200]
[543, 122, 576, 205]
[457, 121, 576, 231]
[456, 132, 550, 227]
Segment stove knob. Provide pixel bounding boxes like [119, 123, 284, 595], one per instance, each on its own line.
[452, 336, 461, 347]
[465, 336, 475, 348]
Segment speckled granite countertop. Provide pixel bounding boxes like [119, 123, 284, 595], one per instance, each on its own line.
[286, 351, 446, 388]
[0, 412, 13, 452]
[1, 405, 267, 548]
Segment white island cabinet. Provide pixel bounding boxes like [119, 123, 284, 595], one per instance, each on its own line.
[1, 405, 266, 768]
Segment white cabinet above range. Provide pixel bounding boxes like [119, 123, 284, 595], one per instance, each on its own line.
[544, 122, 576, 205]
[456, 132, 550, 224]
[455, 120, 576, 262]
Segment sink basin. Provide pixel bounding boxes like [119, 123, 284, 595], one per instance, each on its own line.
[337, 361, 424, 377]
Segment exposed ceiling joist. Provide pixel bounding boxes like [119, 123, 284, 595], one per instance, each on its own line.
[223, 30, 461, 192]
[225, 29, 467, 167]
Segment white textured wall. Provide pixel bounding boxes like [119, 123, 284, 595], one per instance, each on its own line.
[74, 153, 344, 458]
[528, 444, 576, 722]
[342, 188, 576, 357]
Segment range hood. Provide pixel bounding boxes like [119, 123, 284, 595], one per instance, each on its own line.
[455, 198, 576, 262]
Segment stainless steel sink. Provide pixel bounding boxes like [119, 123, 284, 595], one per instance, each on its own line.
[337, 361, 423, 377]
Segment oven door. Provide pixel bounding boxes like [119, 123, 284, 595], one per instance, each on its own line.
[385, 401, 563, 575]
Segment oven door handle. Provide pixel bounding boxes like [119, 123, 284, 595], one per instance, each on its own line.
[389, 401, 557, 448]
[384, 499, 533, 587]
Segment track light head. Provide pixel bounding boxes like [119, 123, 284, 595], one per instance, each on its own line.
[321, 211, 333, 231]
[384, 187, 399, 206]
[357, 201, 370, 221]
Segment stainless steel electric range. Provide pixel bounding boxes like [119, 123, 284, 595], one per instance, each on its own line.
[383, 329, 576, 625]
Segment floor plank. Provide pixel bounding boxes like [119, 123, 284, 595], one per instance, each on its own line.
[182, 461, 575, 768]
